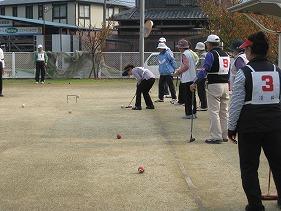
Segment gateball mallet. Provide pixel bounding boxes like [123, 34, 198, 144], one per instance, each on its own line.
[261, 169, 278, 200]
[189, 91, 196, 142]
[124, 94, 136, 109]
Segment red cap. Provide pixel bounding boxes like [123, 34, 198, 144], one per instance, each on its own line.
[239, 39, 253, 49]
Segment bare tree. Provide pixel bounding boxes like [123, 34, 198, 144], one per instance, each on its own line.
[198, 0, 281, 62]
[80, 22, 112, 79]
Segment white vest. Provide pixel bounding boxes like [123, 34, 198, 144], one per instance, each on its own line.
[230, 53, 248, 90]
[180, 50, 196, 83]
[208, 51, 230, 75]
[230, 53, 248, 76]
[245, 64, 280, 105]
[0, 48, 5, 68]
[37, 52, 45, 61]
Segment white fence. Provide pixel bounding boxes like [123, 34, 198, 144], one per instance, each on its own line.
[3, 52, 181, 79]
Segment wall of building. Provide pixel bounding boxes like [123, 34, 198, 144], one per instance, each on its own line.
[17, 5, 25, 17]
[67, 2, 76, 25]
[91, 4, 103, 28]
[33, 5, 38, 19]
[5, 7, 12, 16]
[44, 4, 52, 21]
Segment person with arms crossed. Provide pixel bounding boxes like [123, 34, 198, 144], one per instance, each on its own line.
[155, 42, 177, 103]
[228, 31, 281, 211]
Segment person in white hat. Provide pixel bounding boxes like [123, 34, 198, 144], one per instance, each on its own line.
[195, 42, 207, 111]
[0, 45, 4, 97]
[191, 34, 230, 144]
[34, 44, 48, 84]
[155, 42, 177, 102]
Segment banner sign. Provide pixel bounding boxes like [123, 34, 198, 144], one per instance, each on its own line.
[0, 27, 42, 35]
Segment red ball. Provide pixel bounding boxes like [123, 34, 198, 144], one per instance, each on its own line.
[116, 134, 122, 139]
[138, 165, 145, 173]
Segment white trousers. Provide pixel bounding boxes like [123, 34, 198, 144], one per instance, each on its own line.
[207, 83, 229, 140]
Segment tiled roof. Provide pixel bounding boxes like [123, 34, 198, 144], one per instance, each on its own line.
[0, 0, 132, 7]
[113, 6, 207, 21]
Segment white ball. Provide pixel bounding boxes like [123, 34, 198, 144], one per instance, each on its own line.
[121, 105, 124, 108]
[22, 104, 25, 108]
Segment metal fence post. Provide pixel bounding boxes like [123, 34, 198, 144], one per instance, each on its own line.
[120, 52, 123, 76]
[12, 52, 16, 78]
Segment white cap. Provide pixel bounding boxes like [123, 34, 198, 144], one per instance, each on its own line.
[157, 42, 168, 49]
[195, 42, 205, 50]
[158, 37, 166, 43]
[38, 44, 43, 48]
[205, 34, 220, 43]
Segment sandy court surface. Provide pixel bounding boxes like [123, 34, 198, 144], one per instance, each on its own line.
[0, 79, 279, 211]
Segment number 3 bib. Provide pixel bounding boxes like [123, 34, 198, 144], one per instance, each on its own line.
[246, 65, 280, 105]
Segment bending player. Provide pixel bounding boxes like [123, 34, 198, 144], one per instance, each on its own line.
[122, 64, 155, 110]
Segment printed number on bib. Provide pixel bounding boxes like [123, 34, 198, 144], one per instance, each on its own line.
[251, 72, 280, 104]
[218, 56, 230, 75]
[262, 75, 273, 92]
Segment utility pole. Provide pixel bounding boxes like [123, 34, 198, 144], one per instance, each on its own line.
[139, 0, 145, 67]
[103, 0, 107, 26]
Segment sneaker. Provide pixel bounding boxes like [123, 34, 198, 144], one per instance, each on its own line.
[155, 99, 164, 102]
[245, 204, 265, 211]
[170, 99, 177, 104]
[41, 81, 45, 84]
[222, 138, 228, 142]
[146, 106, 155, 109]
[164, 95, 172, 98]
[205, 139, 222, 144]
[0, 94, 3, 97]
[182, 114, 197, 119]
[35, 82, 39, 84]
[197, 107, 208, 111]
[132, 106, 142, 110]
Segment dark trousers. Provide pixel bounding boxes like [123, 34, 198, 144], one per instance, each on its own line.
[0, 62, 3, 95]
[164, 82, 169, 95]
[238, 131, 281, 207]
[197, 78, 207, 109]
[158, 75, 177, 100]
[35, 61, 46, 82]
[178, 82, 185, 104]
[135, 78, 155, 108]
[182, 82, 197, 116]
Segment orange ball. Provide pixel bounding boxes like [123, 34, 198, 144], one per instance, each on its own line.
[138, 165, 145, 174]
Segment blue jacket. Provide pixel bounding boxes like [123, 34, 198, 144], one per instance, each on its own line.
[158, 49, 177, 75]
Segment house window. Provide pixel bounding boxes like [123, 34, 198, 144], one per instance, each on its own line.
[78, 4, 90, 27]
[0, 7, 5, 16]
[38, 5, 44, 20]
[26, 5, 33, 19]
[106, 7, 114, 19]
[12, 7, 17, 17]
[53, 4, 67, 23]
